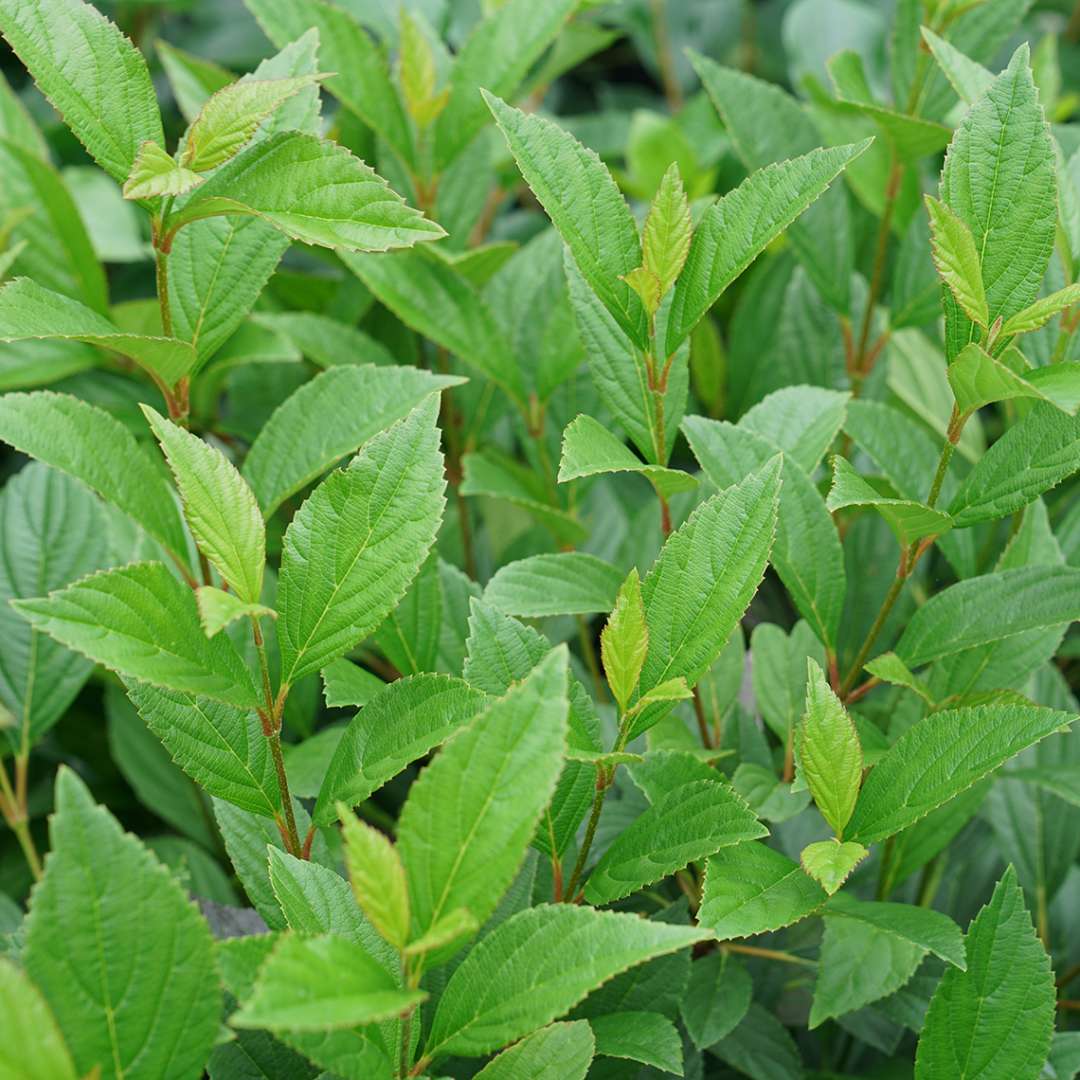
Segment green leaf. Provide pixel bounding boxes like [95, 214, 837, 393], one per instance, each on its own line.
[143, 405, 264, 602]
[915, 867, 1055, 1079]
[948, 343, 1080, 418]
[633, 456, 781, 736]
[195, 586, 274, 638]
[642, 162, 693, 300]
[584, 778, 766, 904]
[590, 1012, 683, 1075]
[0, 464, 111, 750]
[124, 679, 279, 817]
[320, 658, 385, 710]
[601, 568, 649, 715]
[0, 956, 77, 1080]
[156, 39, 234, 124]
[1001, 283, 1080, 336]
[681, 952, 753, 1050]
[708, 1004, 803, 1079]
[797, 659, 862, 837]
[474, 1022, 594, 1080]
[314, 674, 486, 825]
[739, 386, 850, 474]
[484, 553, 623, 619]
[922, 27, 994, 106]
[810, 914, 924, 1028]
[243, 364, 460, 516]
[825, 892, 967, 969]
[484, 91, 648, 348]
[276, 397, 445, 684]
[939, 45, 1056, 358]
[403, 907, 478, 959]
[948, 403, 1080, 526]
[827, 454, 953, 546]
[433, 0, 576, 169]
[167, 132, 444, 252]
[340, 811, 410, 951]
[558, 413, 698, 499]
[894, 566, 1080, 668]
[0, 0, 164, 183]
[231, 933, 425, 1032]
[181, 74, 321, 172]
[122, 140, 203, 200]
[24, 768, 220, 1080]
[397, 649, 568, 946]
[925, 194, 989, 327]
[848, 704, 1076, 843]
[863, 652, 935, 705]
[424, 905, 707, 1060]
[0, 278, 198, 387]
[699, 841, 827, 940]
[244, 0, 415, 168]
[799, 839, 869, 895]
[665, 139, 871, 353]
[12, 561, 261, 709]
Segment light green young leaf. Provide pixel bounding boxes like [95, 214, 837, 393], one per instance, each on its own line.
[24, 768, 220, 1080]
[810, 914, 923, 1028]
[915, 867, 1055, 1080]
[340, 811, 409, 950]
[243, 363, 460, 517]
[484, 553, 623, 619]
[124, 679, 280, 817]
[403, 907, 478, 959]
[474, 1021, 594, 1080]
[425, 905, 707, 1060]
[558, 413, 698, 499]
[633, 456, 781, 736]
[681, 952, 753, 1049]
[797, 659, 862, 838]
[665, 139, 871, 353]
[244, 0, 415, 167]
[699, 841, 827, 940]
[590, 1012, 683, 1074]
[434, 0, 576, 169]
[642, 161, 693, 300]
[948, 403, 1080, 526]
[925, 194, 988, 327]
[0, 957, 77, 1080]
[894, 565, 1080, 668]
[276, 398, 445, 685]
[863, 652, 935, 705]
[397, 649, 568, 946]
[0, 464, 111, 751]
[12, 562, 261, 709]
[621, 266, 662, 315]
[143, 405, 264, 602]
[231, 933, 425, 1032]
[629, 677, 693, 714]
[181, 75, 321, 172]
[827, 454, 953, 546]
[939, 45, 1056, 359]
[122, 140, 203, 200]
[1002, 283, 1080, 336]
[484, 91, 648, 348]
[0, 278, 197, 387]
[825, 892, 967, 969]
[601, 568, 649, 715]
[398, 9, 443, 127]
[848, 704, 1076, 843]
[584, 778, 766, 904]
[195, 586, 274, 638]
[948, 344, 1080, 417]
[0, 392, 187, 557]
[156, 39, 234, 124]
[0, 0, 164, 183]
[799, 839, 869, 895]
[167, 132, 445, 252]
[922, 27, 995, 106]
[314, 674, 487, 825]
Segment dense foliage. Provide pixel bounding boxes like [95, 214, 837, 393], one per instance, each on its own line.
[2, 0, 1080, 1077]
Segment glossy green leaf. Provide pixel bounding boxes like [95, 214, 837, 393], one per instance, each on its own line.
[195, 586, 274, 639]
[799, 839, 869, 895]
[948, 344, 1080, 418]
[590, 1012, 682, 1074]
[473, 1022, 594, 1080]
[484, 553, 623, 619]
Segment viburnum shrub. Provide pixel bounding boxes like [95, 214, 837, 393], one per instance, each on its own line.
[1, 0, 1080, 1076]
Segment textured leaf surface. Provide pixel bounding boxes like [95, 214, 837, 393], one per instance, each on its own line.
[425, 905, 707, 1059]
[484, 553, 623, 618]
[948, 344, 1080, 417]
[585, 779, 766, 904]
[276, 398, 445, 684]
[473, 1021, 594, 1080]
[397, 649, 568, 943]
[0, 0, 164, 182]
[799, 839, 868, 895]
[848, 704, 1076, 843]
[243, 364, 458, 516]
[590, 1011, 683, 1074]
[915, 867, 1055, 1080]
[925, 194, 988, 327]
[699, 841, 827, 939]
[341, 813, 409, 951]
[24, 768, 220, 1080]
[123, 140, 202, 200]
[681, 952, 752, 1049]
[601, 568, 648, 715]
[13, 562, 260, 708]
[0, 956, 77, 1080]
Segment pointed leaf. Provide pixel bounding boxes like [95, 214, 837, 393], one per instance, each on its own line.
[799, 839, 869, 895]
[925, 194, 988, 327]
[123, 139, 203, 200]
[590, 1012, 682, 1074]
[0, 957, 77, 1080]
[195, 586, 274, 638]
[681, 952, 753, 1050]
[601, 568, 649, 715]
[1001, 283, 1080, 337]
[948, 343, 1080, 417]
[340, 812, 409, 950]
[485, 553, 623, 619]
[643, 162, 692, 299]
[474, 1022, 594, 1080]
